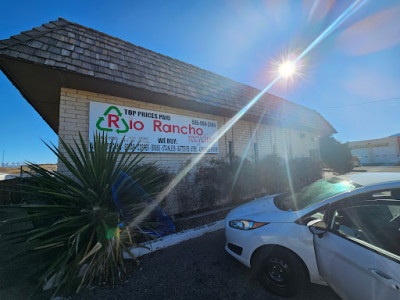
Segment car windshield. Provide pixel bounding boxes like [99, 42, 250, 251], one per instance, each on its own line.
[274, 177, 360, 211]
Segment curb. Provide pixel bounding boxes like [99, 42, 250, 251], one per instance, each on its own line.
[174, 205, 235, 222]
[124, 219, 225, 259]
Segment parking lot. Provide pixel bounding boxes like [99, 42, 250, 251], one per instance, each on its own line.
[350, 165, 400, 173]
[78, 229, 338, 300]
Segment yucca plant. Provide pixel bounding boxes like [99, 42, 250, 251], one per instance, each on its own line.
[0, 133, 163, 297]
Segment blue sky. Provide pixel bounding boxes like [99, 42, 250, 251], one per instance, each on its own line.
[0, 0, 399, 164]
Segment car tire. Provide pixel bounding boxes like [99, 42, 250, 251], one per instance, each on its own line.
[252, 246, 308, 297]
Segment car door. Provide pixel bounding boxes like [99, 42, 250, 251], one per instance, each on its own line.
[311, 189, 400, 300]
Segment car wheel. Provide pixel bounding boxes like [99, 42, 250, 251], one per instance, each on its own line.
[253, 246, 308, 297]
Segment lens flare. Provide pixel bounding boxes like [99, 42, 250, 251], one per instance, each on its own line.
[338, 3, 400, 56]
[127, 0, 367, 230]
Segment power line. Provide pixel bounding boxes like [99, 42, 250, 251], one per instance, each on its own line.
[327, 97, 400, 108]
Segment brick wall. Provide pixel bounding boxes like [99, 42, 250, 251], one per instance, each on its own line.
[58, 88, 320, 213]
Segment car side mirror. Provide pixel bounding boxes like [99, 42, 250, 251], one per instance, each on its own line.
[307, 219, 328, 238]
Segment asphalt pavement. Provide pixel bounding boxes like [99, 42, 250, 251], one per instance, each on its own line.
[78, 229, 338, 300]
[323, 164, 400, 178]
[350, 165, 400, 173]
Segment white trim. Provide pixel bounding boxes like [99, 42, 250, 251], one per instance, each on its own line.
[124, 220, 225, 259]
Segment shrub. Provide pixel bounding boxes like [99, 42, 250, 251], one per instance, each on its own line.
[0, 133, 161, 297]
[174, 155, 323, 213]
[287, 158, 323, 190]
[255, 154, 287, 195]
[229, 156, 259, 203]
[194, 158, 229, 207]
[175, 174, 200, 214]
[193, 156, 256, 207]
[173, 160, 200, 214]
[320, 136, 353, 174]
[256, 155, 323, 193]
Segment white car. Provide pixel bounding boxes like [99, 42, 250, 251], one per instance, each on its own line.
[225, 173, 400, 297]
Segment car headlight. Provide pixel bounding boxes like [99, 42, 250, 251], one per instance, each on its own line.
[229, 220, 269, 230]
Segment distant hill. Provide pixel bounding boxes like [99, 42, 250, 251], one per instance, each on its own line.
[0, 164, 57, 175]
[390, 133, 400, 137]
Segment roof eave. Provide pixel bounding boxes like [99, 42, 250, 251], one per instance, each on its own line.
[1, 55, 333, 136]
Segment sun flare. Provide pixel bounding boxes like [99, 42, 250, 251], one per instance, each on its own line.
[279, 61, 296, 78]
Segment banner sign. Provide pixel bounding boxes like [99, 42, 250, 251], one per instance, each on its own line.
[89, 101, 219, 153]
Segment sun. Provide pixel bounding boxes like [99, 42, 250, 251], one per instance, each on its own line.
[268, 52, 306, 85]
[279, 61, 296, 78]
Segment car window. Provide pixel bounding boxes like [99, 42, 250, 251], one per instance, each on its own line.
[330, 197, 400, 258]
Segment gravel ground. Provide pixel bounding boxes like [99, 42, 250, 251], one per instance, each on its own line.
[75, 230, 339, 300]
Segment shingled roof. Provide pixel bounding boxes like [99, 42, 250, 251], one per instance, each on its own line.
[0, 18, 335, 135]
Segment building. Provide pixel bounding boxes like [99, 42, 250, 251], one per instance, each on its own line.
[0, 18, 335, 213]
[349, 135, 400, 165]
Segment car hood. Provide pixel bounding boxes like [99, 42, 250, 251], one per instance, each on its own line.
[226, 194, 301, 223]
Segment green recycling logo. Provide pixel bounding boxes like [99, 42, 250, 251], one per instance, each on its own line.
[96, 106, 129, 134]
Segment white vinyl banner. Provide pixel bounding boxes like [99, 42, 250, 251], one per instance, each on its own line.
[89, 101, 219, 153]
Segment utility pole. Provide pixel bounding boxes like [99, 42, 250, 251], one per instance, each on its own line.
[1, 150, 4, 167]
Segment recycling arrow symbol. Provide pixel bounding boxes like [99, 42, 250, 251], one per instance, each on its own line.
[96, 106, 129, 134]
[116, 119, 129, 134]
[104, 106, 122, 117]
[96, 117, 112, 131]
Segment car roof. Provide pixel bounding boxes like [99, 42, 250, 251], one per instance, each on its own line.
[337, 172, 400, 187]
